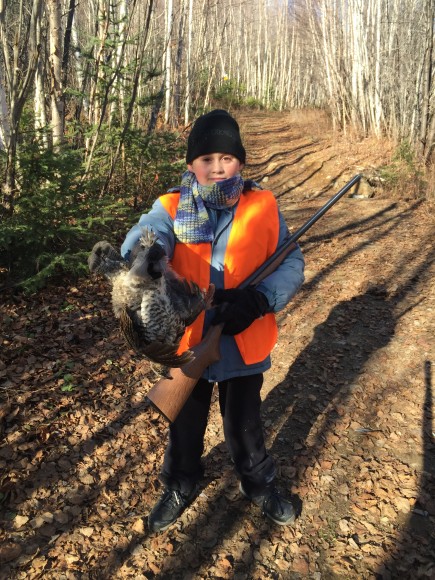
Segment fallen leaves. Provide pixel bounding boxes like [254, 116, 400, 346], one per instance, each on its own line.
[0, 542, 23, 564]
[78, 527, 94, 537]
[131, 518, 145, 535]
[1, 116, 435, 579]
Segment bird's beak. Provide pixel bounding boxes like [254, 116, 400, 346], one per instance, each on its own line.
[128, 251, 149, 280]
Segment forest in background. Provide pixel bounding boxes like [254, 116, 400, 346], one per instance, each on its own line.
[0, 0, 434, 290]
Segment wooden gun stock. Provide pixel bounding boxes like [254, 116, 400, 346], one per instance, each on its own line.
[146, 174, 362, 423]
[147, 324, 223, 422]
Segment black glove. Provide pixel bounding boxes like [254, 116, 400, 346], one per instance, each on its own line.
[146, 242, 166, 279]
[212, 287, 270, 335]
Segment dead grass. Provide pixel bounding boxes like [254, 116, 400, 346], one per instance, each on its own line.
[288, 107, 333, 135]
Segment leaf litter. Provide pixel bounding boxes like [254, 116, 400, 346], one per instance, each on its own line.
[1, 111, 435, 579]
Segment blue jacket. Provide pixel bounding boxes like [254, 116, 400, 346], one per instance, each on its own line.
[121, 193, 305, 382]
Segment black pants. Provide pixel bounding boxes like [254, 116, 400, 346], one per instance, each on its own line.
[160, 373, 276, 496]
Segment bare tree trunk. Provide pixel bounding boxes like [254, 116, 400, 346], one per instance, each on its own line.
[173, 0, 185, 124]
[101, 0, 154, 195]
[424, 112, 435, 163]
[47, 0, 64, 146]
[163, 0, 173, 125]
[373, 0, 383, 136]
[184, 0, 193, 124]
[110, 0, 128, 126]
[83, 0, 133, 174]
[0, 73, 9, 150]
[71, 14, 88, 120]
[62, 0, 77, 89]
[0, 0, 41, 214]
[203, 14, 228, 110]
[34, 2, 48, 148]
[419, 0, 434, 159]
[87, 0, 110, 130]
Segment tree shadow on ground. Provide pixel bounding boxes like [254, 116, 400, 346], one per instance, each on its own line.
[95, 286, 395, 579]
[264, 285, 396, 467]
[134, 231, 434, 578]
[121, 286, 396, 579]
[2, 202, 432, 578]
[376, 360, 435, 579]
[82, 202, 432, 578]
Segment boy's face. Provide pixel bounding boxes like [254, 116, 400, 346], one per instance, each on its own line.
[188, 153, 244, 186]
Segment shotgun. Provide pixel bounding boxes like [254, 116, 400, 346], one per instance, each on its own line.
[146, 174, 362, 422]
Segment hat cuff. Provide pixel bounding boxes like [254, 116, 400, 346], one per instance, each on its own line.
[186, 137, 246, 164]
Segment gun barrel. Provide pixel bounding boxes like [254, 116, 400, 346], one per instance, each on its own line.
[241, 174, 362, 288]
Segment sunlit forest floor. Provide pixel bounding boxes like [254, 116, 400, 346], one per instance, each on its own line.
[1, 110, 434, 579]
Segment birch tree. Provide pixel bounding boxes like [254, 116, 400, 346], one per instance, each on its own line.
[111, 0, 128, 125]
[2, 0, 435, 208]
[163, 0, 173, 125]
[0, 0, 41, 214]
[33, 1, 47, 145]
[184, 0, 193, 124]
[47, 0, 64, 146]
[173, 0, 185, 123]
[418, 0, 435, 161]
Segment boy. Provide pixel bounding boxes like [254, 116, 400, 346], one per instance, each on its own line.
[121, 109, 305, 532]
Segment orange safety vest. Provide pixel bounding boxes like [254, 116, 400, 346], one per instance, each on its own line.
[160, 189, 280, 365]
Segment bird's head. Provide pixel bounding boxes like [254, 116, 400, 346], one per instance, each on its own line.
[127, 230, 167, 282]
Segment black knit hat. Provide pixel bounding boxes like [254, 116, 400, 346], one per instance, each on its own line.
[186, 109, 246, 164]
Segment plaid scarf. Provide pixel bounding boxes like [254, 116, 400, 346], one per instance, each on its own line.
[174, 171, 244, 243]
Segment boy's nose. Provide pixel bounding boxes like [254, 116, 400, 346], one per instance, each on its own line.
[212, 160, 225, 173]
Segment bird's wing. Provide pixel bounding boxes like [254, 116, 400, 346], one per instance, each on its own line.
[166, 277, 215, 326]
[119, 306, 194, 367]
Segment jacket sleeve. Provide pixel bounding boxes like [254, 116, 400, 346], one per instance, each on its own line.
[255, 209, 305, 312]
[120, 197, 176, 261]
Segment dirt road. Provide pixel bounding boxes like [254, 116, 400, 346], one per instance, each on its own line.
[1, 111, 434, 579]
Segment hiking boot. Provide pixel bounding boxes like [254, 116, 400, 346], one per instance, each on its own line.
[148, 486, 198, 533]
[240, 483, 296, 525]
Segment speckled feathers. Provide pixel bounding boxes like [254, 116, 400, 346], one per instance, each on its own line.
[89, 230, 213, 367]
